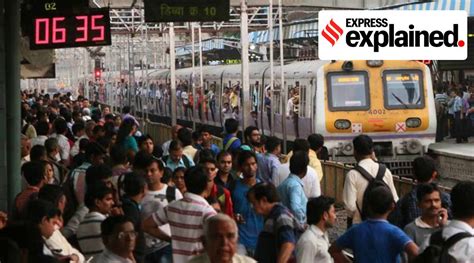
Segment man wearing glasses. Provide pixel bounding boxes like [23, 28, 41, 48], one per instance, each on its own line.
[92, 215, 138, 263]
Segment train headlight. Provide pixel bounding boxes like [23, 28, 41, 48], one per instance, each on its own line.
[366, 60, 384, 67]
[406, 139, 422, 154]
[406, 118, 421, 128]
[334, 119, 351, 130]
[342, 61, 353, 71]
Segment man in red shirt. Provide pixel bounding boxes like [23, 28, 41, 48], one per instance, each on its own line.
[200, 158, 234, 217]
[14, 161, 47, 219]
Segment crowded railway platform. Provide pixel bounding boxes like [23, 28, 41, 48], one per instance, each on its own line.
[2, 0, 474, 262]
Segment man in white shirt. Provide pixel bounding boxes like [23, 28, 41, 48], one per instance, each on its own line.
[343, 135, 399, 224]
[91, 215, 137, 263]
[296, 196, 336, 263]
[420, 182, 474, 262]
[51, 118, 71, 166]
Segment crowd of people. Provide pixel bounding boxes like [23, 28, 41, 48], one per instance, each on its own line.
[0, 90, 473, 263]
[434, 82, 474, 143]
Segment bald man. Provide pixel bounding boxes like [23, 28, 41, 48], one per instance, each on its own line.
[188, 214, 256, 263]
[162, 125, 183, 156]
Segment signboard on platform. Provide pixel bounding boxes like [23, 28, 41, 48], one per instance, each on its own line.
[144, 0, 230, 22]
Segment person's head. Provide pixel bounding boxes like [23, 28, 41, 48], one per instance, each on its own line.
[82, 99, 90, 108]
[40, 160, 55, 184]
[413, 156, 437, 183]
[244, 126, 260, 146]
[247, 183, 280, 216]
[123, 172, 147, 200]
[137, 135, 155, 155]
[30, 145, 47, 161]
[35, 120, 50, 136]
[199, 126, 213, 147]
[113, 115, 122, 127]
[44, 137, 59, 157]
[21, 135, 31, 158]
[122, 106, 131, 114]
[200, 158, 218, 183]
[117, 118, 137, 143]
[110, 145, 128, 166]
[27, 199, 61, 239]
[53, 118, 68, 135]
[93, 125, 106, 139]
[203, 214, 238, 263]
[292, 139, 310, 153]
[185, 166, 209, 196]
[265, 136, 281, 155]
[353, 134, 374, 160]
[224, 118, 239, 134]
[85, 164, 113, 189]
[172, 167, 187, 193]
[38, 184, 67, 213]
[416, 183, 442, 218]
[85, 142, 107, 165]
[22, 161, 48, 187]
[85, 120, 97, 138]
[72, 121, 85, 137]
[451, 182, 474, 221]
[169, 140, 184, 163]
[142, 154, 165, 187]
[104, 113, 115, 123]
[308, 134, 324, 153]
[217, 151, 232, 175]
[289, 151, 309, 178]
[101, 216, 136, 255]
[237, 150, 257, 178]
[102, 106, 111, 116]
[366, 186, 395, 217]
[171, 125, 182, 140]
[177, 128, 193, 147]
[84, 183, 115, 214]
[307, 196, 336, 229]
[192, 131, 202, 146]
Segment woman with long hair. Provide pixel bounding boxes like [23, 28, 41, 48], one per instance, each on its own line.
[116, 118, 139, 160]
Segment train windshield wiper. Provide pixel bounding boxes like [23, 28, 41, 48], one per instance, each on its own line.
[391, 93, 409, 109]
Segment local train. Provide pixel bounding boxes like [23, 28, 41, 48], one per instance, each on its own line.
[89, 59, 436, 164]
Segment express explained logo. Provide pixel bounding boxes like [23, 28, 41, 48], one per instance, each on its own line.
[321, 19, 344, 46]
[322, 17, 465, 52]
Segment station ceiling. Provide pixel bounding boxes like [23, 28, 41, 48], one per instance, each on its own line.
[89, 0, 424, 9]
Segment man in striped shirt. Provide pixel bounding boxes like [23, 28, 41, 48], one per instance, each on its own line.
[77, 183, 115, 260]
[143, 166, 217, 263]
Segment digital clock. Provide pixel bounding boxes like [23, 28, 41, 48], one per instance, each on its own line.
[26, 8, 111, 50]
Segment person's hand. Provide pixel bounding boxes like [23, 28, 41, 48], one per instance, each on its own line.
[438, 208, 449, 226]
[0, 211, 7, 230]
[111, 207, 124, 216]
[69, 254, 80, 263]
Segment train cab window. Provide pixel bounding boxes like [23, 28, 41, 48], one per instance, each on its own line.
[327, 72, 370, 111]
[300, 85, 307, 117]
[383, 70, 424, 109]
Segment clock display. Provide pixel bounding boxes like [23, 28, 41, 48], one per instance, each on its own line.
[27, 8, 111, 50]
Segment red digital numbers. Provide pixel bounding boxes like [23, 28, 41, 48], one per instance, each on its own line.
[34, 15, 106, 45]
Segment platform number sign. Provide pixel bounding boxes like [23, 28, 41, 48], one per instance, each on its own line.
[23, 5, 111, 50]
[144, 0, 230, 22]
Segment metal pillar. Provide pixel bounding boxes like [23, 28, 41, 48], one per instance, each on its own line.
[5, 0, 21, 209]
[198, 24, 204, 125]
[268, 2, 275, 136]
[170, 23, 177, 126]
[278, 0, 287, 153]
[191, 23, 196, 130]
[240, 0, 251, 130]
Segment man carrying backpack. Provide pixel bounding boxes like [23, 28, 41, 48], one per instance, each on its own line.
[343, 135, 399, 225]
[416, 182, 474, 263]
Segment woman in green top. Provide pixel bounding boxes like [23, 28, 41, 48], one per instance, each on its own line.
[116, 118, 139, 157]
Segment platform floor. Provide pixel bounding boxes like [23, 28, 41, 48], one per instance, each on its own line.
[428, 137, 474, 160]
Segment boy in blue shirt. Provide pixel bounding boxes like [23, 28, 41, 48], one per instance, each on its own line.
[329, 186, 419, 263]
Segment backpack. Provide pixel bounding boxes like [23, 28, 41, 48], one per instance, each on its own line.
[162, 155, 192, 169]
[414, 230, 473, 263]
[224, 137, 238, 152]
[354, 164, 389, 221]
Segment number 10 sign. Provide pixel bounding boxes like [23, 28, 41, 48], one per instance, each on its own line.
[27, 8, 111, 50]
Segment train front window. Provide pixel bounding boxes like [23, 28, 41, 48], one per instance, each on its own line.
[327, 72, 369, 111]
[383, 70, 424, 109]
